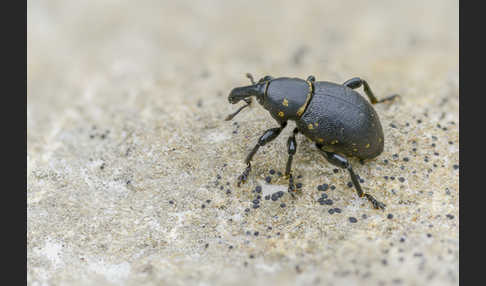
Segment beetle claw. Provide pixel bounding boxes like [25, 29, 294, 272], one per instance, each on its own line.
[237, 164, 251, 187]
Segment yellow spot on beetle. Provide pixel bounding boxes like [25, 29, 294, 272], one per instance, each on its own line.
[353, 148, 358, 152]
[282, 99, 289, 107]
[378, 138, 382, 142]
[331, 140, 339, 144]
[365, 143, 370, 148]
[308, 124, 314, 130]
[314, 122, 319, 127]
[278, 111, 285, 117]
[318, 138, 324, 143]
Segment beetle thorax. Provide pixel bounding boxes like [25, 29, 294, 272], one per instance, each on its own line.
[262, 77, 313, 123]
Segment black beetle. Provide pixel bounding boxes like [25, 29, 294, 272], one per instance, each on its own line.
[226, 73, 398, 209]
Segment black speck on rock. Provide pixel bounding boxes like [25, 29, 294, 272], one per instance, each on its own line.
[265, 176, 272, 183]
[348, 217, 358, 223]
[387, 214, 394, 219]
[446, 214, 454, 219]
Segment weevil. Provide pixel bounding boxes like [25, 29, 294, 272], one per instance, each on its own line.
[226, 73, 399, 209]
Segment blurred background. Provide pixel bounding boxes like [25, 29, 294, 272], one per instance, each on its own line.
[28, 1, 458, 285]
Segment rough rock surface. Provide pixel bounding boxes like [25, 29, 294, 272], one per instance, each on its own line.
[28, 1, 459, 285]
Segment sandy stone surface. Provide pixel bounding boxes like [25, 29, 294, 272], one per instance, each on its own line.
[28, 1, 458, 285]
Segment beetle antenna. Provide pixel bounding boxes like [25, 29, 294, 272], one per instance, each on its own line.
[225, 98, 252, 121]
[246, 73, 256, 85]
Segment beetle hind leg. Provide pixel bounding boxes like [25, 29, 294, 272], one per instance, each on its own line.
[343, 77, 400, 104]
[315, 144, 386, 210]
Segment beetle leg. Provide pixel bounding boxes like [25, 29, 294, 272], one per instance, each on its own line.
[315, 145, 386, 210]
[285, 128, 299, 193]
[343, 77, 400, 104]
[237, 122, 287, 186]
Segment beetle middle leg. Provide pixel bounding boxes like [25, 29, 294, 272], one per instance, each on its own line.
[315, 144, 386, 210]
[237, 122, 287, 186]
[285, 128, 299, 193]
[343, 77, 399, 104]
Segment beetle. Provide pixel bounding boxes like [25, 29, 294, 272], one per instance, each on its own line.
[225, 73, 399, 209]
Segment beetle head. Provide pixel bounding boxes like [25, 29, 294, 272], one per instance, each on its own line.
[228, 82, 266, 105]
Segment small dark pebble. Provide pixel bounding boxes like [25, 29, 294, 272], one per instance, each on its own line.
[427, 233, 432, 238]
[255, 185, 262, 193]
[296, 183, 302, 189]
[269, 169, 275, 175]
[264, 195, 270, 200]
[206, 199, 211, 203]
[453, 164, 459, 170]
[334, 208, 342, 213]
[400, 238, 405, 243]
[321, 199, 333, 206]
[384, 176, 389, 180]
[383, 159, 389, 164]
[387, 214, 394, 219]
[226, 190, 232, 195]
[245, 208, 250, 213]
[265, 176, 272, 183]
[330, 185, 336, 190]
[271, 194, 279, 201]
[446, 214, 454, 219]
[229, 245, 233, 249]
[297, 175, 303, 179]
[277, 171, 283, 177]
[318, 184, 329, 191]
[328, 209, 335, 214]
[348, 217, 358, 223]
[252, 204, 260, 209]
[398, 177, 405, 183]
[347, 182, 353, 188]
[217, 175, 221, 180]
[390, 176, 395, 180]
[249, 254, 255, 259]
[333, 168, 339, 173]
[362, 214, 368, 219]
[280, 203, 286, 208]
[254, 231, 259, 236]
[321, 193, 328, 199]
[169, 200, 174, 204]
[201, 204, 206, 209]
[252, 199, 260, 204]
[403, 157, 409, 162]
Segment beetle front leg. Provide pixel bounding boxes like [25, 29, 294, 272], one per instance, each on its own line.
[237, 122, 287, 186]
[343, 77, 399, 104]
[316, 145, 386, 210]
[285, 128, 299, 193]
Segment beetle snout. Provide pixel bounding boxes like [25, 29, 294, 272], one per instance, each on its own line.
[228, 86, 249, 104]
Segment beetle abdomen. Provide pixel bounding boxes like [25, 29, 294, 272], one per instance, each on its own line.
[297, 82, 384, 159]
[263, 77, 310, 122]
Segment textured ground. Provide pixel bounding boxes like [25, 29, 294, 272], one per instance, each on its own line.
[27, 1, 458, 285]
